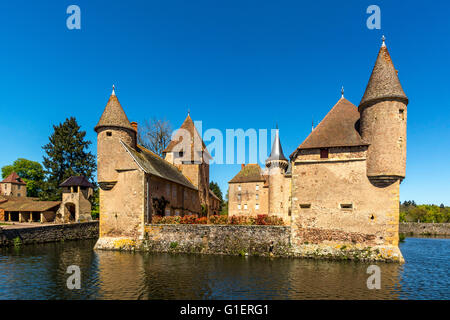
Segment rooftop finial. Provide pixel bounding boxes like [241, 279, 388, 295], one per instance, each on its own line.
[311, 117, 314, 132]
[112, 84, 116, 96]
[187, 107, 190, 116]
[276, 122, 278, 130]
[341, 86, 344, 99]
[381, 35, 386, 47]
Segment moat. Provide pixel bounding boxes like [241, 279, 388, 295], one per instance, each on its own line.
[0, 237, 448, 300]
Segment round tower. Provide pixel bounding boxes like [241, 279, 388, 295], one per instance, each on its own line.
[358, 37, 408, 187]
[266, 127, 289, 215]
[94, 86, 137, 186]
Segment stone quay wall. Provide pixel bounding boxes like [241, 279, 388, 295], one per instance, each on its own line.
[95, 224, 404, 262]
[0, 221, 99, 247]
[399, 222, 450, 236]
[96, 224, 292, 257]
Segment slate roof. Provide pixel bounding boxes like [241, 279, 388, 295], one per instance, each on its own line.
[290, 98, 367, 158]
[266, 129, 288, 162]
[163, 114, 211, 161]
[359, 43, 408, 109]
[121, 142, 198, 190]
[60, 176, 95, 188]
[229, 164, 266, 183]
[0, 197, 60, 212]
[1, 172, 26, 185]
[94, 93, 134, 132]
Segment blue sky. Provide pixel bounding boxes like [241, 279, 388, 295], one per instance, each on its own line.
[0, 0, 449, 205]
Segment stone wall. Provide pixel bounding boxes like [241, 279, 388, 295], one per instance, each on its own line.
[0, 222, 99, 246]
[94, 223, 403, 262]
[96, 224, 291, 257]
[399, 222, 450, 236]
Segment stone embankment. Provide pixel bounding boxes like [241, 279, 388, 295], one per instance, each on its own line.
[0, 221, 99, 246]
[95, 224, 404, 263]
[399, 222, 450, 236]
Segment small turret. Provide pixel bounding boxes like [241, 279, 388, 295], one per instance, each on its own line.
[95, 86, 137, 185]
[359, 37, 408, 187]
[266, 127, 289, 216]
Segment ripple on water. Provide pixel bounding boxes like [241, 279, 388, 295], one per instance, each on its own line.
[0, 237, 448, 300]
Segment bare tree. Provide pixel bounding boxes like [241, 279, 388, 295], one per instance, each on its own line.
[138, 118, 172, 157]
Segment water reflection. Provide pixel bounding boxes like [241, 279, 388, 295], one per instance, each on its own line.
[0, 238, 448, 300]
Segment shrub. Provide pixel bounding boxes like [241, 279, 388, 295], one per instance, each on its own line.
[210, 215, 228, 225]
[195, 217, 208, 224]
[180, 215, 198, 224]
[151, 214, 284, 226]
[152, 216, 181, 224]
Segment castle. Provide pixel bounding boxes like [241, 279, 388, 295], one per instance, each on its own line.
[94, 88, 221, 239]
[96, 38, 407, 261]
[229, 38, 407, 257]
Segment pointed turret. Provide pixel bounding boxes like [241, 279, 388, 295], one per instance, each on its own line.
[94, 86, 134, 132]
[265, 126, 289, 218]
[95, 86, 137, 184]
[359, 37, 408, 186]
[359, 37, 408, 109]
[266, 127, 288, 162]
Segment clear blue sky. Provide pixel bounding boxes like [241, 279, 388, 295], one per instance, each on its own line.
[0, 1, 449, 205]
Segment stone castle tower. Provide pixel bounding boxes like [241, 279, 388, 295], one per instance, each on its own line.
[94, 86, 137, 190]
[265, 127, 290, 218]
[358, 37, 408, 187]
[163, 114, 212, 214]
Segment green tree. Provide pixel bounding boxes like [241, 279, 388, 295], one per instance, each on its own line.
[221, 189, 229, 216]
[209, 181, 224, 212]
[41, 117, 96, 200]
[1, 158, 45, 197]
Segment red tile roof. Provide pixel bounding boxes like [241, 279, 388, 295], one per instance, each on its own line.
[1, 172, 26, 185]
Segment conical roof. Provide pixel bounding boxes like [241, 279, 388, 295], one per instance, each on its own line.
[94, 90, 134, 132]
[266, 128, 288, 162]
[359, 42, 408, 108]
[291, 98, 367, 156]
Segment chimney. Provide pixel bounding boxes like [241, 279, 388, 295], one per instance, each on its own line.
[131, 121, 138, 132]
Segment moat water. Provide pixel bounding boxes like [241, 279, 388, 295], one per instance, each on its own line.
[0, 237, 448, 300]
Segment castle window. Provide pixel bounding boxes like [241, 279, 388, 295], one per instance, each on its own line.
[18, 193, 21, 197]
[300, 204, 311, 209]
[244, 204, 248, 210]
[237, 194, 241, 201]
[320, 148, 329, 159]
[256, 185, 259, 191]
[106, 131, 112, 137]
[399, 109, 405, 120]
[178, 151, 184, 158]
[255, 204, 259, 210]
[238, 204, 241, 210]
[238, 185, 241, 191]
[280, 202, 283, 208]
[255, 194, 259, 200]
[340, 203, 353, 210]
